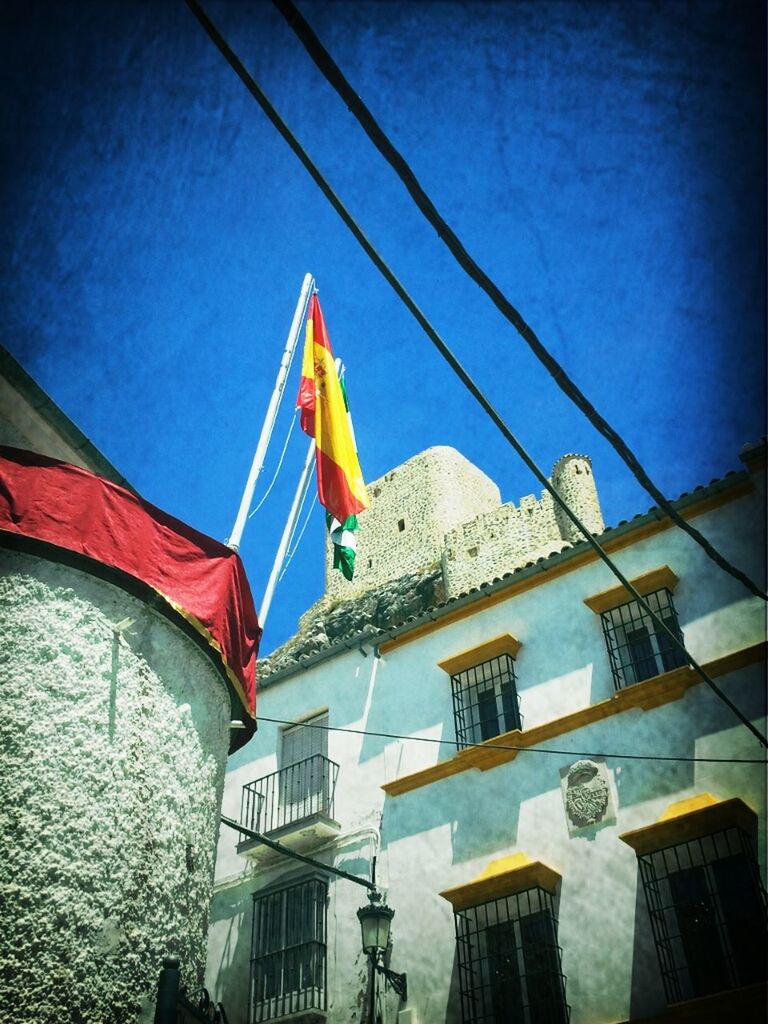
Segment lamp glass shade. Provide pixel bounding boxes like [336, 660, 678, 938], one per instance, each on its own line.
[357, 901, 394, 954]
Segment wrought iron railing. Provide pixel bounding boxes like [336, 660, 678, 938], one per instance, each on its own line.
[637, 825, 768, 1004]
[241, 755, 339, 835]
[451, 653, 522, 749]
[251, 878, 328, 1022]
[600, 587, 687, 691]
[454, 886, 570, 1024]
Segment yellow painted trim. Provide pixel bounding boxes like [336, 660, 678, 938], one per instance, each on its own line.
[440, 854, 561, 909]
[380, 642, 767, 798]
[583, 565, 679, 613]
[377, 480, 754, 657]
[657, 793, 719, 821]
[619, 797, 758, 855]
[438, 633, 522, 676]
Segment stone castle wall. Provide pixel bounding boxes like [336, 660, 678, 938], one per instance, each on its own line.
[443, 452, 604, 598]
[265, 448, 604, 673]
[325, 446, 500, 601]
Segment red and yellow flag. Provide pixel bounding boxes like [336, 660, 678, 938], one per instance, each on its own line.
[297, 295, 369, 523]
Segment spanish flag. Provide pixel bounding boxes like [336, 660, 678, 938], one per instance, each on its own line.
[297, 294, 369, 535]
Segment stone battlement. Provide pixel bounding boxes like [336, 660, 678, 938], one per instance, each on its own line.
[262, 448, 605, 675]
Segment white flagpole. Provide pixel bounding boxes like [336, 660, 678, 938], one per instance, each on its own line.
[259, 437, 316, 628]
[259, 357, 342, 629]
[228, 272, 314, 551]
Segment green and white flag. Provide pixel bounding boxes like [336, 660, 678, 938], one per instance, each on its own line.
[327, 512, 359, 581]
[325, 371, 365, 581]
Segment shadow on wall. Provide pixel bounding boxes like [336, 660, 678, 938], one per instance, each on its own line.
[446, 943, 464, 1024]
[380, 746, 559, 865]
[628, 871, 667, 1020]
[342, 652, 433, 767]
[208, 883, 253, 1024]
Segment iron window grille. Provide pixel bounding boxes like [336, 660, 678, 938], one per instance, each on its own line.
[241, 755, 339, 835]
[251, 877, 328, 1022]
[637, 825, 767, 1004]
[454, 886, 570, 1024]
[451, 653, 522, 748]
[600, 587, 686, 690]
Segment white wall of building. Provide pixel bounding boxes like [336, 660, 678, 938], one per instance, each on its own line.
[208, 473, 766, 1024]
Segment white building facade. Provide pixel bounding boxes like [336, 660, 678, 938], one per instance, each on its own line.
[207, 444, 766, 1024]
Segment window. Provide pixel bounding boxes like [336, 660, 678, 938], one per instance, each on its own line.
[621, 797, 768, 1006]
[451, 653, 522, 747]
[241, 715, 338, 835]
[454, 887, 569, 1024]
[584, 566, 687, 691]
[637, 827, 767, 1002]
[440, 636, 524, 749]
[251, 877, 328, 1022]
[279, 714, 330, 821]
[599, 587, 686, 689]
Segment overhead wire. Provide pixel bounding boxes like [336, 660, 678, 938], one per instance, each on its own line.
[257, 716, 767, 766]
[184, 0, 767, 749]
[271, 0, 768, 606]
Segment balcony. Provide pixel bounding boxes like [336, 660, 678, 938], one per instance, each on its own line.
[237, 755, 341, 862]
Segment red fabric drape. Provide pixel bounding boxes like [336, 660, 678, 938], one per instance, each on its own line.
[0, 447, 259, 726]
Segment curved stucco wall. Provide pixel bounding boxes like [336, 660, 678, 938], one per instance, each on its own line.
[0, 547, 232, 1022]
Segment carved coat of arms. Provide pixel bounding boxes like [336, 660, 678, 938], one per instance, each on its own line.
[564, 759, 609, 828]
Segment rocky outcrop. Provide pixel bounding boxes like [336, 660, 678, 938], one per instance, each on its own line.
[259, 568, 445, 679]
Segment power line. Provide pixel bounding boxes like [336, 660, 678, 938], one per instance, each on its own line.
[271, 0, 768, 607]
[185, 0, 767, 749]
[257, 716, 767, 766]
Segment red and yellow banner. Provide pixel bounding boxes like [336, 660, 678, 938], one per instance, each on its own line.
[297, 295, 369, 522]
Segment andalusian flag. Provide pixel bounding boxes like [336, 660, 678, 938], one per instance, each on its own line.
[297, 294, 369, 578]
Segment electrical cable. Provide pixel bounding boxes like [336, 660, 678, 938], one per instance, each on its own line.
[185, 0, 767, 749]
[248, 408, 298, 519]
[256, 715, 767, 765]
[271, 0, 768, 607]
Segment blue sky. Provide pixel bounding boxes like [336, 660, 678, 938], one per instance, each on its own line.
[2, 1, 765, 654]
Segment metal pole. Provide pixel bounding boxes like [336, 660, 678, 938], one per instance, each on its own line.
[228, 272, 314, 550]
[220, 815, 377, 889]
[369, 953, 377, 1024]
[154, 957, 180, 1024]
[258, 436, 316, 628]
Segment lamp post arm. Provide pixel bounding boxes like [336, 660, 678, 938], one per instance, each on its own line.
[220, 815, 377, 891]
[375, 963, 407, 1002]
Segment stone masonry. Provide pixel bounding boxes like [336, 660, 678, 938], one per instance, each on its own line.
[261, 448, 603, 677]
[326, 446, 501, 601]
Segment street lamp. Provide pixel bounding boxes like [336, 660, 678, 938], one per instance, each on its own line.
[357, 891, 408, 1011]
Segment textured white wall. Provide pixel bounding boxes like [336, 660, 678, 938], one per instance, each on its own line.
[0, 548, 232, 1022]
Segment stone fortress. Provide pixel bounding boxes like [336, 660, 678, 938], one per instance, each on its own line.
[262, 446, 604, 675]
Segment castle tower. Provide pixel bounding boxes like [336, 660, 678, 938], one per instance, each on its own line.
[325, 446, 501, 601]
[551, 453, 604, 542]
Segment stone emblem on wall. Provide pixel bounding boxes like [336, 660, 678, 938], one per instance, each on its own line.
[560, 758, 615, 834]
